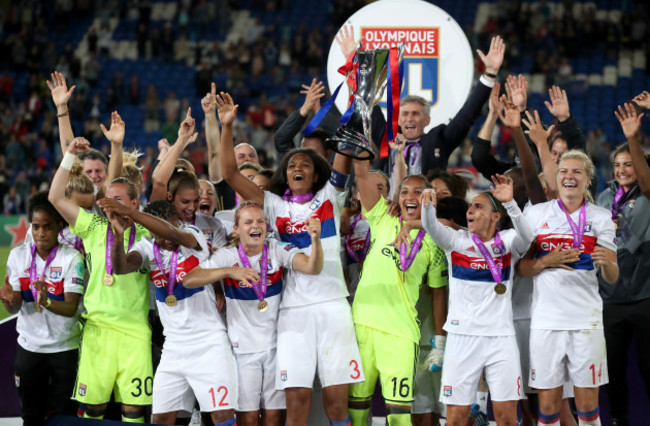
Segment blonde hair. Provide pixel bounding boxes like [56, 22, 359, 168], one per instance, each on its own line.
[65, 160, 94, 198]
[227, 200, 265, 247]
[556, 149, 594, 203]
[122, 149, 143, 191]
[175, 158, 195, 174]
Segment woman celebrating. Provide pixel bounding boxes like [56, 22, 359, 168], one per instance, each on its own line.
[421, 175, 533, 426]
[217, 92, 362, 426]
[184, 201, 324, 426]
[1, 192, 85, 425]
[595, 103, 650, 425]
[518, 150, 618, 425]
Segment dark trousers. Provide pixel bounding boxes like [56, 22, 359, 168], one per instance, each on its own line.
[603, 298, 650, 422]
[14, 345, 78, 426]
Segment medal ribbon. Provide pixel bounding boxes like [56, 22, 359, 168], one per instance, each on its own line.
[557, 199, 587, 248]
[29, 244, 59, 303]
[153, 243, 179, 299]
[610, 185, 626, 220]
[344, 214, 371, 264]
[398, 217, 426, 271]
[383, 46, 403, 159]
[471, 232, 504, 284]
[237, 243, 268, 301]
[105, 224, 137, 275]
[282, 188, 314, 203]
[59, 230, 84, 255]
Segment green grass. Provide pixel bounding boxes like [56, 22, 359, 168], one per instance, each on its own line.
[0, 246, 15, 321]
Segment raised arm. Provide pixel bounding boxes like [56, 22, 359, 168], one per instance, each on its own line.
[545, 85, 586, 151]
[291, 219, 324, 274]
[489, 174, 533, 253]
[420, 189, 460, 252]
[524, 110, 557, 198]
[390, 136, 407, 201]
[99, 111, 125, 196]
[97, 197, 201, 250]
[217, 92, 265, 204]
[106, 211, 143, 275]
[46, 71, 76, 154]
[202, 83, 222, 182]
[48, 138, 90, 227]
[150, 108, 198, 201]
[615, 102, 650, 198]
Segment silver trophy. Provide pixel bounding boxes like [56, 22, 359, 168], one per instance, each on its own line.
[327, 43, 406, 160]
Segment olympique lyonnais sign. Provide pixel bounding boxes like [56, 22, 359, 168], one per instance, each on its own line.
[362, 28, 439, 57]
[326, 0, 474, 131]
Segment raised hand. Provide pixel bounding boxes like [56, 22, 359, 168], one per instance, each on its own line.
[505, 74, 528, 112]
[489, 174, 514, 203]
[46, 71, 75, 109]
[336, 24, 361, 59]
[67, 137, 91, 155]
[216, 92, 239, 126]
[540, 246, 580, 270]
[157, 138, 170, 161]
[389, 134, 406, 155]
[615, 102, 645, 141]
[1, 276, 14, 304]
[498, 94, 521, 129]
[476, 35, 506, 75]
[97, 197, 135, 218]
[421, 188, 438, 208]
[523, 110, 554, 147]
[106, 209, 128, 235]
[201, 82, 217, 114]
[544, 85, 570, 121]
[178, 107, 197, 141]
[299, 78, 325, 116]
[632, 90, 650, 109]
[488, 82, 501, 115]
[228, 267, 260, 288]
[307, 218, 322, 240]
[100, 111, 126, 144]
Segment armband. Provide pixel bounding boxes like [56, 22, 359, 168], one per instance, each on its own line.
[329, 169, 349, 189]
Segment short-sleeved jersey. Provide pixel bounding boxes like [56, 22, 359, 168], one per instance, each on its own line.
[202, 240, 300, 354]
[524, 200, 617, 330]
[264, 182, 349, 307]
[342, 215, 370, 300]
[181, 212, 227, 254]
[70, 208, 151, 340]
[8, 243, 85, 353]
[422, 201, 532, 336]
[214, 209, 234, 236]
[352, 200, 447, 344]
[130, 226, 219, 344]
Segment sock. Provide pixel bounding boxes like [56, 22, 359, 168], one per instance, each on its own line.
[122, 413, 145, 423]
[349, 406, 370, 426]
[83, 406, 105, 420]
[476, 391, 489, 412]
[330, 415, 351, 426]
[215, 418, 237, 426]
[538, 411, 560, 425]
[577, 407, 601, 425]
[386, 413, 411, 425]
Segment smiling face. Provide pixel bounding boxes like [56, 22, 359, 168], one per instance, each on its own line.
[556, 158, 590, 202]
[84, 158, 107, 188]
[234, 207, 266, 251]
[399, 102, 430, 140]
[399, 176, 427, 220]
[466, 193, 500, 236]
[198, 180, 218, 216]
[286, 153, 317, 196]
[234, 144, 259, 166]
[31, 209, 62, 255]
[550, 138, 568, 165]
[613, 151, 636, 190]
[171, 187, 200, 223]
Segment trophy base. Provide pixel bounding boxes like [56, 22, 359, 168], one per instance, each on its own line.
[326, 127, 375, 161]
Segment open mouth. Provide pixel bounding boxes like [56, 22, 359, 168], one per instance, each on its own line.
[405, 203, 418, 214]
[199, 202, 211, 213]
[250, 231, 263, 239]
[293, 174, 304, 181]
[563, 182, 577, 189]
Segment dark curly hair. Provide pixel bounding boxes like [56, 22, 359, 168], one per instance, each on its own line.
[268, 148, 332, 197]
[143, 200, 177, 221]
[426, 169, 469, 200]
[28, 191, 66, 226]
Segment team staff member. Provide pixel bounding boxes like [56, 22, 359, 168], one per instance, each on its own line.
[49, 137, 152, 423]
[2, 192, 85, 426]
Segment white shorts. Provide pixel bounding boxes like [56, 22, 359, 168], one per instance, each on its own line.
[237, 349, 286, 411]
[276, 298, 364, 389]
[529, 329, 608, 389]
[440, 334, 522, 406]
[412, 345, 443, 415]
[514, 318, 532, 397]
[153, 334, 239, 414]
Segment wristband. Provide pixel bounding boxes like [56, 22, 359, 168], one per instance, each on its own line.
[60, 152, 75, 170]
[483, 71, 497, 79]
[329, 169, 349, 189]
[44, 298, 52, 308]
[57, 111, 69, 117]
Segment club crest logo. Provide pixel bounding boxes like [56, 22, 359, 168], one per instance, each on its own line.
[78, 383, 87, 396]
[531, 369, 536, 381]
[443, 385, 452, 397]
[49, 267, 62, 281]
[584, 222, 593, 232]
[280, 370, 288, 382]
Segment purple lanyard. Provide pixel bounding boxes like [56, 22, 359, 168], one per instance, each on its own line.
[471, 232, 503, 283]
[152, 243, 180, 297]
[557, 198, 587, 249]
[29, 244, 59, 302]
[345, 214, 371, 264]
[610, 186, 626, 220]
[282, 189, 314, 203]
[105, 224, 136, 275]
[59, 230, 84, 254]
[398, 217, 426, 271]
[237, 243, 268, 301]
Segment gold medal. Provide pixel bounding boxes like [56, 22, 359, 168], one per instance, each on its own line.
[103, 274, 114, 286]
[34, 292, 42, 313]
[165, 295, 177, 307]
[257, 300, 268, 312]
[494, 283, 506, 295]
